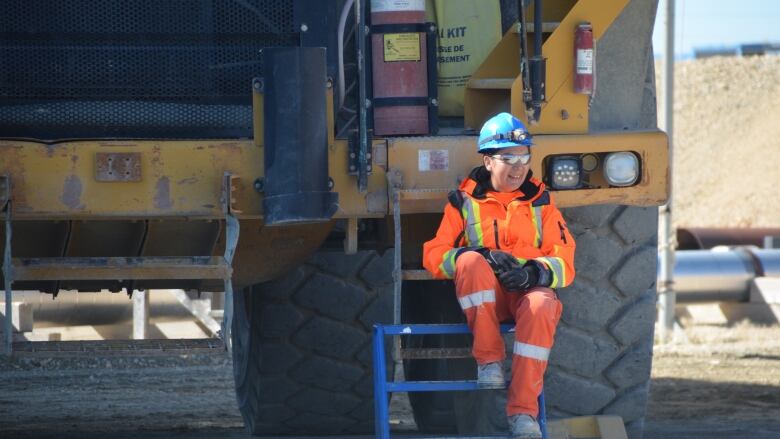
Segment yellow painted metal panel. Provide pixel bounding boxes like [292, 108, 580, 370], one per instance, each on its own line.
[0, 140, 262, 219]
[329, 139, 389, 218]
[466, 0, 630, 133]
[0, 129, 664, 219]
[387, 130, 668, 212]
[464, 30, 521, 130]
[0, 137, 387, 220]
[511, 0, 630, 133]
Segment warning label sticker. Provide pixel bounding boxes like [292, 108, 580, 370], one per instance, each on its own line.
[383, 33, 421, 62]
[371, 0, 425, 12]
[418, 149, 449, 171]
[576, 49, 594, 74]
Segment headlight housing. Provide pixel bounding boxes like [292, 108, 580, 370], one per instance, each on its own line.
[603, 152, 639, 186]
[548, 156, 583, 189]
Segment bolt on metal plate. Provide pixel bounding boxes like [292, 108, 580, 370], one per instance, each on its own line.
[95, 152, 142, 182]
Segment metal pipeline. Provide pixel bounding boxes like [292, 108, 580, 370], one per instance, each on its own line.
[677, 227, 780, 250]
[672, 248, 780, 303]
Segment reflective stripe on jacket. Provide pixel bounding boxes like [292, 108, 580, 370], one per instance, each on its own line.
[423, 166, 576, 287]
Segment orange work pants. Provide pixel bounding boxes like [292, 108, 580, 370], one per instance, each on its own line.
[454, 251, 562, 417]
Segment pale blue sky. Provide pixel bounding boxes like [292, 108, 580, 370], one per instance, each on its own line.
[652, 0, 780, 57]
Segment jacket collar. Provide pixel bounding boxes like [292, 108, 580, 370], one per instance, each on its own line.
[459, 166, 544, 203]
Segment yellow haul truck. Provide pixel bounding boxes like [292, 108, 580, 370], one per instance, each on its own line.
[0, 0, 667, 438]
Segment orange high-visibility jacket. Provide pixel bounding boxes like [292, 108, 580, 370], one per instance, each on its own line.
[423, 166, 576, 287]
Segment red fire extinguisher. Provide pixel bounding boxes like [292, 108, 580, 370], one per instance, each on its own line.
[370, 0, 429, 135]
[574, 23, 594, 95]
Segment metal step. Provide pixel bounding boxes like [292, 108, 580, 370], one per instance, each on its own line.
[387, 379, 506, 392]
[464, 22, 561, 96]
[10, 256, 231, 281]
[400, 347, 473, 359]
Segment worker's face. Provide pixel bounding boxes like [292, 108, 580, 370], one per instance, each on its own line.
[483, 145, 531, 192]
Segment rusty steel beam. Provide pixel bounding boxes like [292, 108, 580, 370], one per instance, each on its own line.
[677, 227, 780, 250]
[11, 256, 230, 281]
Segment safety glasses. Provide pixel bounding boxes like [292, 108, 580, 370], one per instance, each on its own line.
[491, 153, 531, 166]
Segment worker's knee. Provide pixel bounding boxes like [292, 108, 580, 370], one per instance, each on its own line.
[517, 290, 561, 321]
[455, 250, 489, 272]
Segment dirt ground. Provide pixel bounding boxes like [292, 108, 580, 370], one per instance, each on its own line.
[1, 322, 779, 439]
[643, 322, 780, 439]
[655, 55, 780, 229]
[0, 347, 244, 439]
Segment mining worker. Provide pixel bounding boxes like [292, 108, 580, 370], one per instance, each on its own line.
[422, 112, 576, 439]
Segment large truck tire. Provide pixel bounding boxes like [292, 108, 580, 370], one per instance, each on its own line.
[231, 249, 394, 435]
[548, 205, 658, 439]
[404, 206, 658, 439]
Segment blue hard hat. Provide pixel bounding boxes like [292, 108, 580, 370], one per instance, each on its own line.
[477, 112, 533, 153]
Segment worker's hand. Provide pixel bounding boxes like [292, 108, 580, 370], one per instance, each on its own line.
[499, 260, 553, 292]
[498, 265, 537, 292]
[485, 250, 521, 274]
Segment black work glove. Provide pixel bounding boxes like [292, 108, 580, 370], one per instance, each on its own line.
[454, 248, 521, 275]
[498, 260, 552, 293]
[498, 265, 536, 292]
[484, 250, 521, 274]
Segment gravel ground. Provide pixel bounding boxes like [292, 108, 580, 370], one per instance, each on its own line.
[644, 323, 780, 439]
[656, 55, 780, 229]
[2, 322, 779, 439]
[0, 351, 244, 438]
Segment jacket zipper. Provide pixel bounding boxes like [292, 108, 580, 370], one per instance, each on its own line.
[493, 219, 500, 249]
[558, 221, 568, 244]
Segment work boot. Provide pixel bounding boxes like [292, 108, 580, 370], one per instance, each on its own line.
[476, 361, 505, 388]
[508, 414, 542, 439]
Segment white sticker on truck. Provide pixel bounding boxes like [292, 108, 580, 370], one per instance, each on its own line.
[419, 149, 449, 171]
[371, 0, 425, 12]
[576, 49, 594, 74]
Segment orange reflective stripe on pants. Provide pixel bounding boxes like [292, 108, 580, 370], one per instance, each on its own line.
[507, 287, 561, 417]
[454, 251, 505, 363]
[454, 251, 562, 418]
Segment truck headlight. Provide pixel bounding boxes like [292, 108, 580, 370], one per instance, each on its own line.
[603, 152, 639, 186]
[548, 156, 582, 189]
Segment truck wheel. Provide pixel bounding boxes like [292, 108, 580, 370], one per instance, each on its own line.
[404, 206, 658, 439]
[548, 205, 658, 439]
[232, 249, 394, 435]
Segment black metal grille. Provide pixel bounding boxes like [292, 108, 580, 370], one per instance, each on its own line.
[0, 0, 297, 139]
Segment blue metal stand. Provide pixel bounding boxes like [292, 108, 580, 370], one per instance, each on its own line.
[373, 323, 547, 439]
